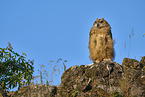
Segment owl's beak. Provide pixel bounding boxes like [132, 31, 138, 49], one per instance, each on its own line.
[97, 23, 99, 27]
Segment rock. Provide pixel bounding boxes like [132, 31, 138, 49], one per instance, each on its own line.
[7, 57, 145, 97]
[121, 58, 145, 97]
[140, 56, 145, 67]
[7, 83, 57, 97]
[122, 58, 143, 70]
[56, 57, 145, 97]
[57, 61, 123, 97]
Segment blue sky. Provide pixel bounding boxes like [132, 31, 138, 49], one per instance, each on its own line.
[0, 0, 145, 91]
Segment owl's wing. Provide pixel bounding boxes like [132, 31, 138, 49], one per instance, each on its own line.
[109, 30, 113, 39]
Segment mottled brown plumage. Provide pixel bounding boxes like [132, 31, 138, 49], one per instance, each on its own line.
[88, 18, 114, 62]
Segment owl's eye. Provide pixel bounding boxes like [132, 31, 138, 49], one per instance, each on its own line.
[100, 21, 103, 23]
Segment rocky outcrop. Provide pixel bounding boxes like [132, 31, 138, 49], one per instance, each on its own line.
[6, 57, 145, 97]
[56, 57, 145, 97]
[6, 83, 57, 97]
[57, 61, 122, 97]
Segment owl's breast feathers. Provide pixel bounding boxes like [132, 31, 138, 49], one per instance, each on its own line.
[90, 26, 111, 37]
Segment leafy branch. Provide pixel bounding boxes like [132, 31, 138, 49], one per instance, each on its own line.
[0, 42, 34, 92]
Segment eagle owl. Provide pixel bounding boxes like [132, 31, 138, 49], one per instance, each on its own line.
[88, 18, 114, 62]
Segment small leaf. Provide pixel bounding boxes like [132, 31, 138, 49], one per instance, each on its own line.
[64, 60, 68, 62]
[32, 76, 40, 80]
[63, 63, 66, 71]
[29, 70, 31, 73]
[22, 52, 27, 56]
[50, 60, 54, 62]
[7, 55, 9, 59]
[1, 81, 5, 87]
[25, 64, 27, 68]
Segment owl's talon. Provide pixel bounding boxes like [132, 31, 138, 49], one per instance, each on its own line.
[103, 58, 112, 61]
[94, 60, 100, 63]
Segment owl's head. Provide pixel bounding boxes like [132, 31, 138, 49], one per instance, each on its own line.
[93, 18, 110, 28]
